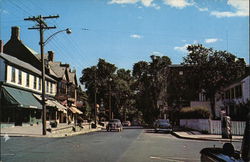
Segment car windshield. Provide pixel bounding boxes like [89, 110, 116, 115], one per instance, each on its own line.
[109, 119, 120, 123]
[158, 119, 169, 123]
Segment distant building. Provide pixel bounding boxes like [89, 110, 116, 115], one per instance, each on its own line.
[216, 75, 250, 120]
[35, 50, 82, 124]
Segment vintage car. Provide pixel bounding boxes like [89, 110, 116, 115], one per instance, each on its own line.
[106, 119, 123, 132]
[154, 119, 172, 133]
[122, 121, 131, 126]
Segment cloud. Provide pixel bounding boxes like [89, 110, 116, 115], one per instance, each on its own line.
[109, 0, 160, 9]
[205, 38, 219, 44]
[109, 0, 138, 4]
[0, 9, 8, 14]
[130, 34, 142, 39]
[210, 0, 249, 17]
[151, 51, 164, 56]
[162, 0, 193, 9]
[196, 6, 208, 12]
[174, 44, 189, 53]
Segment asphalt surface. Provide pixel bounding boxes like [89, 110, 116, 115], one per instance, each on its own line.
[1, 128, 242, 162]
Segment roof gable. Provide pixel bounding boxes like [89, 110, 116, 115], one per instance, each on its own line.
[3, 38, 41, 70]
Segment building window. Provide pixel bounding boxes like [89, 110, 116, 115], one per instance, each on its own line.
[235, 85, 242, 98]
[230, 88, 235, 99]
[50, 83, 53, 94]
[11, 67, 16, 82]
[33, 76, 37, 89]
[46, 81, 49, 93]
[38, 78, 41, 90]
[18, 70, 22, 85]
[225, 90, 230, 99]
[26, 73, 30, 87]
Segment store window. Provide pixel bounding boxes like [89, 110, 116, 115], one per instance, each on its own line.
[33, 76, 37, 89]
[18, 70, 22, 85]
[11, 67, 16, 82]
[26, 73, 30, 87]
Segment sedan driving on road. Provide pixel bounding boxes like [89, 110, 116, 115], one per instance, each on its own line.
[154, 119, 172, 133]
[122, 121, 131, 126]
[106, 119, 123, 132]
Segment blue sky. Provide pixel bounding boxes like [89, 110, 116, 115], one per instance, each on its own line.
[0, 0, 249, 80]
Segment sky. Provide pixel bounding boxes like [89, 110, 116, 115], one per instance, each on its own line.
[0, 0, 249, 80]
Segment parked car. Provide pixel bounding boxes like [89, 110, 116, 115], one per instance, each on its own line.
[122, 121, 131, 126]
[106, 119, 123, 132]
[154, 119, 172, 133]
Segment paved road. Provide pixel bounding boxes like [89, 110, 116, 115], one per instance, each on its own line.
[1, 128, 242, 162]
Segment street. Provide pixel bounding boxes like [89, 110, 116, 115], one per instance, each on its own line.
[1, 128, 242, 162]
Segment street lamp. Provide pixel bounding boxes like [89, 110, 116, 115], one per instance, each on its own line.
[44, 28, 72, 45]
[40, 28, 71, 135]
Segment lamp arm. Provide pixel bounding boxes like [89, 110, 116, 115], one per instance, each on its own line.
[44, 28, 71, 45]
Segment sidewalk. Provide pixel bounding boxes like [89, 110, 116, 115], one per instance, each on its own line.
[172, 130, 243, 142]
[0, 123, 102, 138]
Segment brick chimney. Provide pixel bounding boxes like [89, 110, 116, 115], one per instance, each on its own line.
[0, 40, 3, 53]
[11, 26, 20, 40]
[48, 51, 54, 62]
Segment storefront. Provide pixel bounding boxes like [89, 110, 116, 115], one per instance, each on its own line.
[0, 85, 42, 126]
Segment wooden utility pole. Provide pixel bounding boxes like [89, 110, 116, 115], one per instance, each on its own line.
[24, 15, 59, 135]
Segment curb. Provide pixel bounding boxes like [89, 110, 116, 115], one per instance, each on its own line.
[171, 132, 242, 142]
[0, 128, 102, 138]
[49, 128, 102, 138]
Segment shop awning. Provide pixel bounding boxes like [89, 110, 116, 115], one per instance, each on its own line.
[69, 106, 83, 114]
[51, 100, 67, 113]
[33, 94, 67, 113]
[1, 86, 42, 109]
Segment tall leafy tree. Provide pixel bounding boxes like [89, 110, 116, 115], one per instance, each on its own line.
[183, 44, 246, 118]
[80, 59, 137, 121]
[80, 59, 117, 120]
[133, 55, 171, 124]
[112, 69, 135, 121]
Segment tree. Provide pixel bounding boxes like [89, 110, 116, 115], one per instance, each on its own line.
[112, 69, 135, 121]
[133, 55, 172, 124]
[183, 44, 246, 118]
[80, 59, 137, 121]
[80, 59, 117, 121]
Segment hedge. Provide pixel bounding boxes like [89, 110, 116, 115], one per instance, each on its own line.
[179, 106, 210, 119]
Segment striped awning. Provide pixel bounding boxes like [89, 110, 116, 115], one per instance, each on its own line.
[69, 106, 83, 114]
[2, 86, 42, 109]
[33, 94, 67, 113]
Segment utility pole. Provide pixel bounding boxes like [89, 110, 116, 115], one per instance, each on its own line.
[109, 78, 112, 120]
[94, 67, 97, 127]
[24, 15, 59, 135]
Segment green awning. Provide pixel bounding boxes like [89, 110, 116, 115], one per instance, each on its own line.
[1, 86, 42, 109]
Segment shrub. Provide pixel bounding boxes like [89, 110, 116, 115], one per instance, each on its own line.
[179, 106, 210, 119]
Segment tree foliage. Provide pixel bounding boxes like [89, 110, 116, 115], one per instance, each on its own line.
[80, 59, 136, 121]
[133, 55, 172, 124]
[183, 44, 246, 118]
